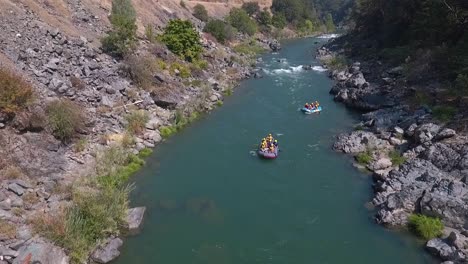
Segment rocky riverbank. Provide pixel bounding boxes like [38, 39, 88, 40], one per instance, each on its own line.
[317, 43, 468, 263]
[0, 1, 282, 263]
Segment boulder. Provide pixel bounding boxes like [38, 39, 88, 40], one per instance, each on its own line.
[426, 238, 465, 261]
[13, 241, 69, 264]
[0, 246, 18, 258]
[367, 158, 392, 171]
[91, 238, 123, 264]
[414, 123, 441, 143]
[269, 40, 281, 52]
[333, 131, 391, 154]
[8, 183, 24, 196]
[435, 128, 456, 141]
[126, 207, 146, 233]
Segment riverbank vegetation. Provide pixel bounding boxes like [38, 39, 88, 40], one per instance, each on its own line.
[408, 214, 444, 240]
[32, 145, 150, 263]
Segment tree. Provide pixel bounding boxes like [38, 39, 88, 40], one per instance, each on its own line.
[101, 0, 137, 57]
[227, 8, 257, 36]
[325, 13, 335, 32]
[204, 19, 236, 43]
[257, 9, 272, 26]
[160, 19, 202, 62]
[272, 13, 287, 29]
[242, 2, 260, 16]
[193, 4, 209, 22]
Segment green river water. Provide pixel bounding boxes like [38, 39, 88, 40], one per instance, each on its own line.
[114, 37, 436, 264]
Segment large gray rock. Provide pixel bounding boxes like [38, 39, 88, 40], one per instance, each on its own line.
[126, 207, 146, 233]
[333, 131, 391, 154]
[91, 238, 123, 263]
[435, 128, 456, 141]
[13, 241, 69, 264]
[367, 158, 392, 171]
[0, 246, 18, 258]
[8, 183, 24, 196]
[414, 123, 441, 143]
[426, 238, 465, 261]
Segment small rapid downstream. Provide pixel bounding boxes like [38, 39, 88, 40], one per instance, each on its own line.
[115, 37, 435, 264]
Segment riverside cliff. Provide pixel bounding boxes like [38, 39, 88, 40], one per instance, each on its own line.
[317, 38, 468, 263]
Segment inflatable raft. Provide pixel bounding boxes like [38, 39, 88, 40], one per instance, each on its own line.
[301, 106, 322, 114]
[258, 146, 279, 159]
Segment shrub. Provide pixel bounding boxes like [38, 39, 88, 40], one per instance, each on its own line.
[156, 59, 167, 70]
[227, 8, 257, 36]
[216, 100, 223, 107]
[145, 24, 156, 42]
[192, 59, 208, 70]
[46, 99, 85, 142]
[0, 219, 16, 239]
[159, 125, 177, 138]
[0, 68, 34, 114]
[70, 76, 86, 90]
[233, 39, 266, 55]
[257, 9, 272, 26]
[204, 19, 236, 43]
[125, 110, 149, 135]
[138, 148, 153, 158]
[355, 151, 372, 165]
[241, 2, 260, 16]
[389, 150, 406, 166]
[408, 214, 444, 240]
[1, 165, 24, 180]
[223, 88, 233, 96]
[272, 13, 287, 29]
[160, 19, 202, 62]
[323, 55, 347, 71]
[193, 4, 209, 22]
[122, 54, 158, 90]
[180, 0, 186, 8]
[74, 138, 87, 153]
[101, 0, 137, 57]
[432, 105, 456, 122]
[170, 62, 191, 78]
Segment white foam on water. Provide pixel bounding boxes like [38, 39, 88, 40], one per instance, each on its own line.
[317, 33, 341, 39]
[290, 65, 303, 72]
[312, 66, 328, 72]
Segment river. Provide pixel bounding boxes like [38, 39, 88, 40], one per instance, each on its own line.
[114, 37, 435, 264]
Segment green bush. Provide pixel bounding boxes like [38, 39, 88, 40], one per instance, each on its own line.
[159, 111, 200, 138]
[101, 0, 137, 57]
[233, 39, 266, 55]
[355, 151, 372, 165]
[389, 150, 406, 166]
[204, 19, 236, 43]
[216, 100, 223, 107]
[272, 13, 287, 29]
[325, 13, 335, 32]
[432, 105, 456, 122]
[227, 8, 257, 36]
[138, 148, 153, 158]
[223, 88, 233, 96]
[193, 4, 209, 22]
[241, 2, 260, 16]
[170, 62, 191, 78]
[323, 55, 347, 71]
[408, 214, 444, 240]
[46, 99, 85, 143]
[191, 59, 208, 70]
[0, 68, 34, 114]
[125, 110, 149, 135]
[74, 138, 87, 153]
[160, 19, 202, 62]
[257, 9, 272, 26]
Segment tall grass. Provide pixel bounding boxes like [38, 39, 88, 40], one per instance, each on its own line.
[46, 99, 85, 142]
[32, 146, 144, 263]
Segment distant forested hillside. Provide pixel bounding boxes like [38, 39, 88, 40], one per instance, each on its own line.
[347, 0, 468, 90]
